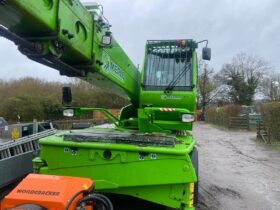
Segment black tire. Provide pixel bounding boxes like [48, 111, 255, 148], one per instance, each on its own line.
[190, 147, 199, 205]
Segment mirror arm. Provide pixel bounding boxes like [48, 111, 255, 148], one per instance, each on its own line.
[197, 39, 208, 47]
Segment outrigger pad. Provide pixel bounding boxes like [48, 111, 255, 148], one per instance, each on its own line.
[63, 129, 181, 147]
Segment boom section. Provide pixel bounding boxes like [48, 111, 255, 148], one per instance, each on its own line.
[0, 1, 140, 104]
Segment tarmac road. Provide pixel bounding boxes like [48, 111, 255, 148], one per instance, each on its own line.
[193, 122, 280, 210]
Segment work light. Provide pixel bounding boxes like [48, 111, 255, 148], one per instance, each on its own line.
[182, 114, 194, 122]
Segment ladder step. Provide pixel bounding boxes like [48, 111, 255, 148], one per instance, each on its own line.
[0, 129, 55, 161]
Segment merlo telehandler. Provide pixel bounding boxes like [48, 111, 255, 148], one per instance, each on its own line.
[0, 1, 211, 209]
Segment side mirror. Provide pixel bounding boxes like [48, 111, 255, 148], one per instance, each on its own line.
[202, 47, 211, 61]
[101, 32, 112, 47]
[62, 86, 72, 106]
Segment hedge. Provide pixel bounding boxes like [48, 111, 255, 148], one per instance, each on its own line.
[260, 102, 280, 142]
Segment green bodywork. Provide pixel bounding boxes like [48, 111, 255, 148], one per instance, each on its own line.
[0, 0, 140, 104]
[0, 1, 201, 209]
[34, 130, 197, 209]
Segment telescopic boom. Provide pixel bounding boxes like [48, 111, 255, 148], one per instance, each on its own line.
[0, 1, 140, 105]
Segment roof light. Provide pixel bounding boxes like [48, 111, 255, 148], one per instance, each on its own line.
[176, 39, 187, 47]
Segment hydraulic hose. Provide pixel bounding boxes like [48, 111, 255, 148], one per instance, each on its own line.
[76, 193, 114, 210]
[64, 189, 89, 210]
[64, 183, 94, 210]
[93, 194, 114, 210]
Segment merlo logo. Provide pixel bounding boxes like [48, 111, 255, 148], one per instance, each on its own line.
[102, 52, 125, 82]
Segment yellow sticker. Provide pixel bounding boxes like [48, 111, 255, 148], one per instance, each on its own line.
[190, 183, 194, 193]
[189, 199, 194, 207]
[83, 184, 89, 190]
[11, 128, 20, 140]
[189, 193, 194, 199]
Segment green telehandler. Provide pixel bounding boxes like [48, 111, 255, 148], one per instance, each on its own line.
[0, 1, 211, 209]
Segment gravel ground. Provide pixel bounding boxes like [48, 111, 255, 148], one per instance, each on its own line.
[193, 122, 280, 210]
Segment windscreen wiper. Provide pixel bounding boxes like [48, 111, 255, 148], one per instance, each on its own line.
[165, 62, 191, 92]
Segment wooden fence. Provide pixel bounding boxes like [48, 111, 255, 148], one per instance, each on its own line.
[257, 120, 280, 144]
[228, 116, 249, 130]
[257, 121, 268, 143]
[53, 119, 98, 130]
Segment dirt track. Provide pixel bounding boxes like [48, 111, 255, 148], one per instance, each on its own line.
[193, 122, 280, 210]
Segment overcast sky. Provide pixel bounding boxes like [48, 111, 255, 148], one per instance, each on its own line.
[0, 0, 279, 81]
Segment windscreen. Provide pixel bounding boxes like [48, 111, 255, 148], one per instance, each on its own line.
[143, 41, 193, 91]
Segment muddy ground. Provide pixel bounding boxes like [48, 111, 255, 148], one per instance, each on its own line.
[193, 122, 280, 210]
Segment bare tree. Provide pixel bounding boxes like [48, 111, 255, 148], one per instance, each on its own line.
[259, 72, 280, 101]
[216, 53, 271, 105]
[197, 60, 215, 111]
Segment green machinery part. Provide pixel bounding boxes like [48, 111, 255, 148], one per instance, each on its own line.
[0, 0, 200, 134]
[33, 130, 197, 209]
[0, 0, 140, 104]
[138, 40, 198, 133]
[0, 1, 209, 209]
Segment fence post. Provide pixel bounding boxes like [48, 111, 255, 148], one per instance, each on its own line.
[33, 119, 38, 134]
[247, 115, 250, 131]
